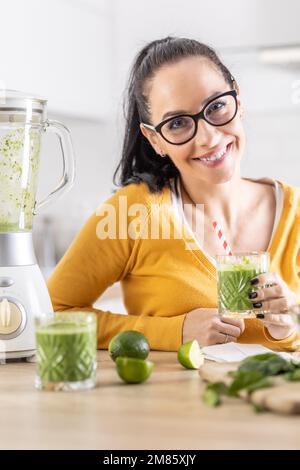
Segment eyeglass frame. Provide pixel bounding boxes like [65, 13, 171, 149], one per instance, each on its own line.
[141, 89, 238, 145]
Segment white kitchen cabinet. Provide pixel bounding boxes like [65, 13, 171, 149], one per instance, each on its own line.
[0, 0, 112, 119]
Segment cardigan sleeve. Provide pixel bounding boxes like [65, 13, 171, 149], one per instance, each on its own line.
[47, 187, 185, 351]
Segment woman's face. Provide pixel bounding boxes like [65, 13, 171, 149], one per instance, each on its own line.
[141, 56, 245, 186]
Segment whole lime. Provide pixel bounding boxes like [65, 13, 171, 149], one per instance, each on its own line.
[116, 357, 154, 384]
[108, 330, 150, 362]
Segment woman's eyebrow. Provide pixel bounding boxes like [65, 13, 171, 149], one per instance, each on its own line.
[161, 90, 223, 120]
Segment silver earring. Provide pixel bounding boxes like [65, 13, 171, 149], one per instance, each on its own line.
[159, 152, 167, 158]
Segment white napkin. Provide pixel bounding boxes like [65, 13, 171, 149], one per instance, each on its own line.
[202, 343, 293, 363]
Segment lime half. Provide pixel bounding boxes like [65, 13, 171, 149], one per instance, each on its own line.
[116, 357, 154, 384]
[178, 340, 204, 369]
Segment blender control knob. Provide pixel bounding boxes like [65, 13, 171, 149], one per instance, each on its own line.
[0, 298, 26, 339]
[0, 277, 14, 287]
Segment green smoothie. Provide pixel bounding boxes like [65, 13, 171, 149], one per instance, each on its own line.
[36, 317, 97, 386]
[216, 253, 269, 317]
[218, 265, 259, 313]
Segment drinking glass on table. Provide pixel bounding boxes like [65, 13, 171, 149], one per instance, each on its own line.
[216, 252, 270, 319]
[35, 312, 97, 391]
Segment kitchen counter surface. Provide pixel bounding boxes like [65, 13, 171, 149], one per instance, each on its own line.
[1, 351, 300, 450]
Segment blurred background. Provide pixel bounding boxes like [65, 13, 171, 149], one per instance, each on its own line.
[1, 0, 300, 311]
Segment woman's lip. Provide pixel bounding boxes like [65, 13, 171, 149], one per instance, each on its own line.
[192, 142, 233, 168]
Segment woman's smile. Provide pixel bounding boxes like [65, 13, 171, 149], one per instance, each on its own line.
[191, 141, 233, 168]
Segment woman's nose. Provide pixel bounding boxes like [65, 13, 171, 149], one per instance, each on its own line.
[193, 118, 223, 148]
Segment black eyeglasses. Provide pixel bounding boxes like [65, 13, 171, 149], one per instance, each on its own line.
[142, 90, 238, 145]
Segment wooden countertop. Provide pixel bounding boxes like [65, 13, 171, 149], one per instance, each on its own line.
[1, 351, 300, 450]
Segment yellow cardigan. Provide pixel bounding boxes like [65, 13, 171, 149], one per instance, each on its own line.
[47, 180, 300, 352]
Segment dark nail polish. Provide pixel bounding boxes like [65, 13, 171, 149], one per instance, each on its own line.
[251, 278, 259, 285]
[256, 313, 265, 319]
[253, 302, 263, 309]
[249, 291, 258, 299]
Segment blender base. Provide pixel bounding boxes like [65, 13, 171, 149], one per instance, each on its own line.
[0, 258, 54, 360]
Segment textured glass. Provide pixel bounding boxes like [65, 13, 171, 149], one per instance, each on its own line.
[35, 313, 97, 391]
[216, 252, 270, 318]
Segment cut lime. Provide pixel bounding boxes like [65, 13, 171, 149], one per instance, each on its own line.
[177, 339, 204, 369]
[108, 330, 150, 362]
[116, 357, 154, 384]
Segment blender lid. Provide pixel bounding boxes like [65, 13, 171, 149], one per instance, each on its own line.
[0, 89, 47, 113]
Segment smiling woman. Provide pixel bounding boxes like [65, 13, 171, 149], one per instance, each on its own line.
[47, 37, 300, 352]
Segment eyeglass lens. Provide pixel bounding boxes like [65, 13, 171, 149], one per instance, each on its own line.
[161, 94, 236, 144]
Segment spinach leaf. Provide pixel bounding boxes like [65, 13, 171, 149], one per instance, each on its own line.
[228, 370, 266, 396]
[252, 403, 267, 413]
[285, 368, 300, 381]
[202, 382, 228, 407]
[246, 376, 273, 393]
[238, 353, 294, 376]
[202, 353, 299, 411]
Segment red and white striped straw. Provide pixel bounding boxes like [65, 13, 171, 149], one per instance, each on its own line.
[212, 221, 233, 256]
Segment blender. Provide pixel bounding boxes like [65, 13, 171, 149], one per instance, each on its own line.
[0, 90, 75, 360]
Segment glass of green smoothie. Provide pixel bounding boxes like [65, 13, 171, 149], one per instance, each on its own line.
[35, 312, 97, 391]
[216, 252, 270, 319]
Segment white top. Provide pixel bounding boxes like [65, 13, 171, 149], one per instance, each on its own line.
[171, 177, 284, 266]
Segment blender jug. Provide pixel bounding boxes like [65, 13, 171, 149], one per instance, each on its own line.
[0, 90, 75, 360]
[0, 90, 75, 231]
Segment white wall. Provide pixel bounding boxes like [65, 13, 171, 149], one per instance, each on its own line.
[111, 0, 300, 101]
[222, 51, 300, 183]
[33, 114, 121, 260]
[0, 0, 112, 119]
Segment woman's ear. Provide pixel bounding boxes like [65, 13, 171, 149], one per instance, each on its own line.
[140, 124, 164, 156]
[233, 79, 240, 95]
[233, 82, 244, 119]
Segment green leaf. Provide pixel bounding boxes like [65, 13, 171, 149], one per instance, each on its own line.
[242, 353, 278, 362]
[285, 368, 300, 381]
[227, 370, 265, 396]
[246, 377, 273, 393]
[203, 354, 299, 412]
[238, 354, 293, 376]
[203, 388, 220, 407]
[252, 403, 267, 413]
[202, 382, 228, 407]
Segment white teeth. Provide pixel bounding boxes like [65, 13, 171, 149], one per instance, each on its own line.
[197, 145, 228, 162]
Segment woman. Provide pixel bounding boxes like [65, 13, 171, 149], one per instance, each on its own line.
[47, 37, 300, 351]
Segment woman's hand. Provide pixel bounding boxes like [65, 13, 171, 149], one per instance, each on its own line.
[182, 308, 245, 346]
[249, 272, 297, 340]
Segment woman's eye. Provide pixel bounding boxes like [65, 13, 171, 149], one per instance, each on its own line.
[167, 117, 187, 130]
[206, 100, 226, 115]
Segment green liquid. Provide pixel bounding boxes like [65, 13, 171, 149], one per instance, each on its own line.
[36, 321, 97, 383]
[217, 265, 260, 313]
[0, 223, 27, 232]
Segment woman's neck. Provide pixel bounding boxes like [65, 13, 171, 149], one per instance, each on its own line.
[179, 174, 247, 231]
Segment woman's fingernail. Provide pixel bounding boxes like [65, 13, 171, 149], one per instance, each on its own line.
[256, 313, 265, 319]
[249, 291, 258, 299]
[253, 302, 263, 309]
[251, 278, 259, 285]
